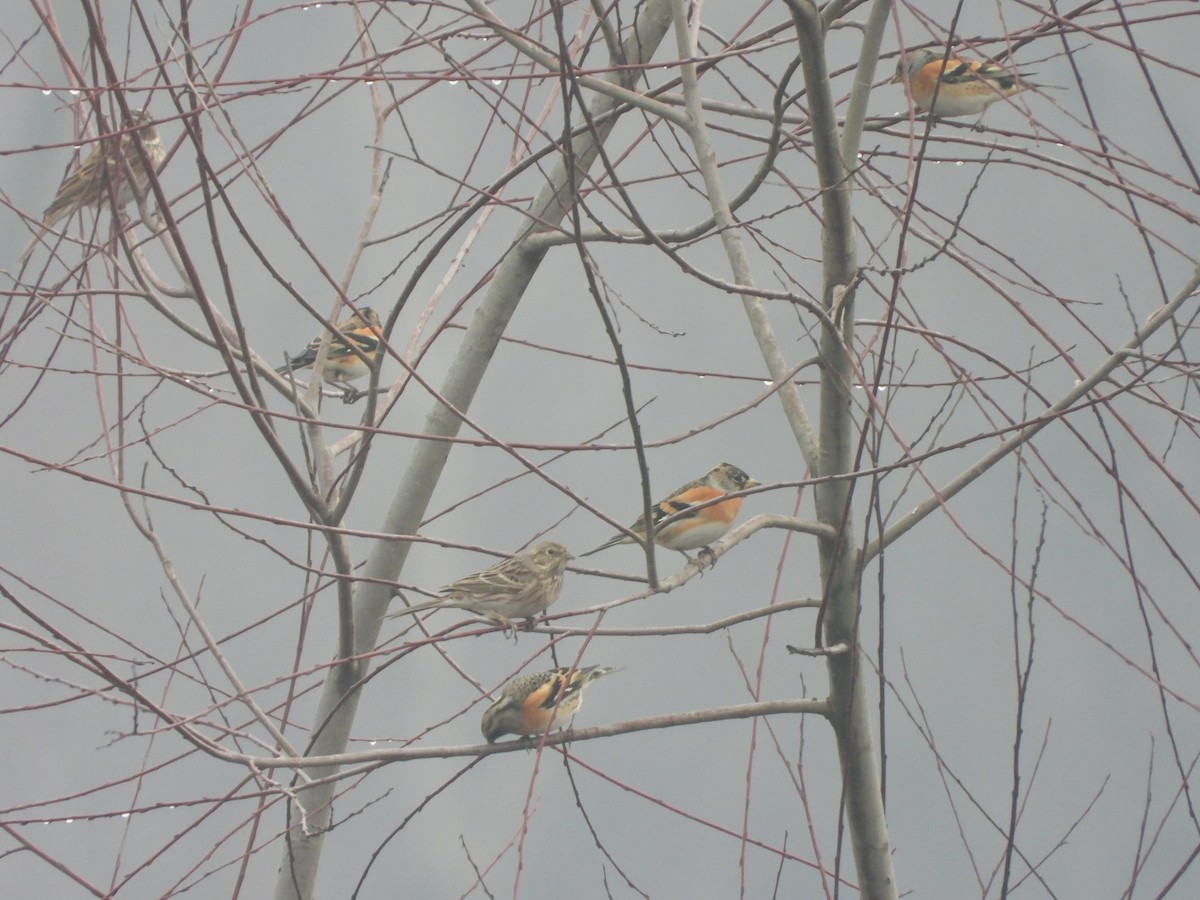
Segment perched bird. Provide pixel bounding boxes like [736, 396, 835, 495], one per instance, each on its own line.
[481, 665, 621, 743]
[892, 48, 1036, 119]
[387, 541, 573, 635]
[276, 307, 383, 398]
[581, 462, 760, 560]
[19, 108, 165, 264]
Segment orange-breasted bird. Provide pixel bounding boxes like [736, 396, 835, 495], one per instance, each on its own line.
[892, 48, 1037, 119]
[581, 462, 760, 560]
[481, 665, 620, 743]
[276, 307, 383, 399]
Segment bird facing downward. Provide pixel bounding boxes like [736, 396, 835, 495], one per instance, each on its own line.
[276, 307, 383, 394]
[481, 665, 621, 743]
[387, 541, 573, 635]
[581, 462, 760, 560]
[892, 48, 1036, 118]
[20, 108, 165, 264]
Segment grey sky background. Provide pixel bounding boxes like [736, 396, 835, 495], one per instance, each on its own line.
[3, 0, 1199, 897]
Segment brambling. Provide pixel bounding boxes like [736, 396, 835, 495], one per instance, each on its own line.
[892, 48, 1035, 119]
[581, 462, 760, 560]
[20, 109, 165, 264]
[387, 541, 573, 635]
[276, 307, 383, 399]
[481, 665, 621, 743]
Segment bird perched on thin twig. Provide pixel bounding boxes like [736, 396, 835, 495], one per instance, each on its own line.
[19, 108, 165, 264]
[481, 665, 621, 743]
[276, 307, 383, 401]
[892, 48, 1038, 120]
[581, 462, 760, 561]
[387, 541, 573, 635]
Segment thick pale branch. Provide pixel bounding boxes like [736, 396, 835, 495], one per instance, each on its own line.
[838, 0, 892, 165]
[668, 0, 820, 473]
[782, 3, 897, 898]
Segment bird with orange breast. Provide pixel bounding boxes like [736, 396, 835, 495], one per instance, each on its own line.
[277, 307, 384, 401]
[481, 666, 621, 743]
[893, 48, 1039, 120]
[581, 462, 760, 562]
